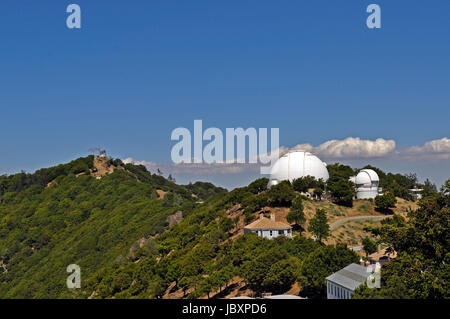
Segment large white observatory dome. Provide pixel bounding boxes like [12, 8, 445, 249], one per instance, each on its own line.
[268, 150, 329, 187]
[352, 169, 380, 199]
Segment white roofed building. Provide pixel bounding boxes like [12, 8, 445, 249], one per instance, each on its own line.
[244, 213, 292, 239]
[326, 262, 380, 299]
[350, 169, 381, 199]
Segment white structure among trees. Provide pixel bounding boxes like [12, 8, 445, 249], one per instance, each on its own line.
[244, 214, 292, 239]
[409, 188, 423, 200]
[326, 262, 377, 299]
[349, 169, 381, 199]
[267, 150, 329, 188]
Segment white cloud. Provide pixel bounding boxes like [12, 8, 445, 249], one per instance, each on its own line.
[123, 157, 260, 175]
[290, 137, 396, 160]
[397, 137, 450, 161]
[123, 137, 449, 176]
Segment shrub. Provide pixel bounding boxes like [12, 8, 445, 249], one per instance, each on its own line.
[267, 181, 295, 207]
[375, 192, 397, 213]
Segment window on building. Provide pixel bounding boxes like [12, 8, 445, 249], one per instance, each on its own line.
[270, 230, 273, 236]
[278, 230, 284, 235]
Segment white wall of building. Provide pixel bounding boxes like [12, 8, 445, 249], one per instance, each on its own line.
[244, 228, 292, 239]
[356, 189, 379, 199]
[326, 281, 353, 299]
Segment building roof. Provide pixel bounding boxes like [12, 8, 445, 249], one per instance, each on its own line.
[325, 263, 371, 291]
[244, 216, 292, 230]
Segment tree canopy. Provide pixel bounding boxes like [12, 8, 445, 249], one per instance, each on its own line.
[374, 192, 397, 213]
[354, 186, 449, 299]
[308, 208, 330, 243]
[286, 196, 305, 226]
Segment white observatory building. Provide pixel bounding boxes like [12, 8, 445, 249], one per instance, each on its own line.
[349, 169, 381, 199]
[268, 150, 329, 187]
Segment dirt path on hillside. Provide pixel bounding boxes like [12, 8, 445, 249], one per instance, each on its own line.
[329, 215, 391, 231]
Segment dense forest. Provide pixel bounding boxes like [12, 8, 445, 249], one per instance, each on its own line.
[0, 157, 226, 298]
[0, 157, 448, 299]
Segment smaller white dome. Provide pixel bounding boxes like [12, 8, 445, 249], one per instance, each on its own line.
[355, 169, 379, 186]
[355, 172, 371, 185]
[365, 169, 379, 182]
[350, 169, 380, 199]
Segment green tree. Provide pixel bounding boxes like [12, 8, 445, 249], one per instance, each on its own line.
[166, 261, 182, 286]
[299, 244, 358, 298]
[374, 192, 397, 213]
[308, 208, 330, 243]
[313, 187, 323, 200]
[327, 163, 355, 180]
[178, 277, 190, 297]
[266, 181, 296, 207]
[421, 178, 437, 198]
[211, 264, 234, 293]
[247, 178, 269, 194]
[362, 237, 377, 259]
[262, 257, 300, 294]
[197, 276, 214, 299]
[286, 196, 305, 227]
[326, 176, 355, 207]
[241, 247, 287, 292]
[292, 177, 310, 193]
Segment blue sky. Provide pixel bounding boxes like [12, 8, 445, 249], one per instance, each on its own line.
[0, 0, 449, 189]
